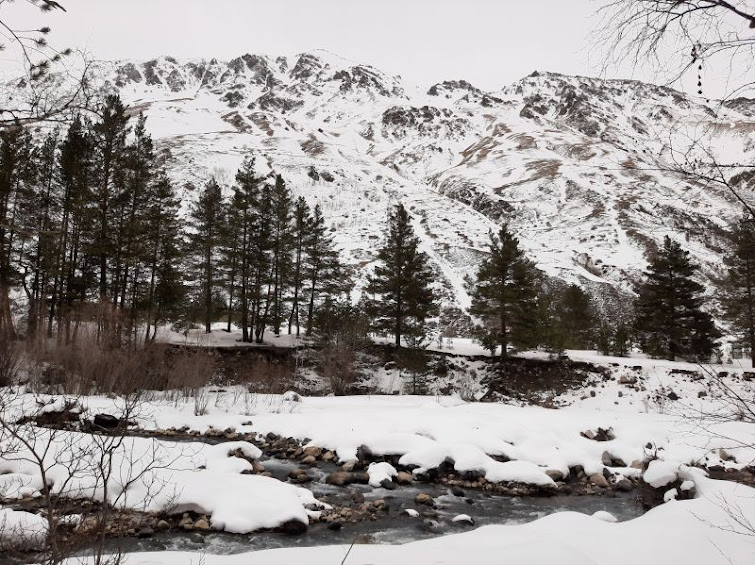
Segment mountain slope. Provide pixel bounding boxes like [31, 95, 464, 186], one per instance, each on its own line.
[52, 50, 755, 316]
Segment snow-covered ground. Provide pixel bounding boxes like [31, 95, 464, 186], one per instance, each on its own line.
[2, 349, 755, 563]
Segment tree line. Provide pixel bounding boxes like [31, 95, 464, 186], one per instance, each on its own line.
[370, 203, 754, 365]
[0, 94, 347, 347]
[1, 94, 753, 365]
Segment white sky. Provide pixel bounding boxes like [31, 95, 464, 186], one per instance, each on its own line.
[0, 0, 748, 97]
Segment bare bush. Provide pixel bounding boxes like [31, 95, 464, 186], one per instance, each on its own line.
[321, 343, 357, 395]
[24, 330, 215, 396]
[231, 356, 294, 394]
[0, 390, 177, 565]
[193, 388, 210, 416]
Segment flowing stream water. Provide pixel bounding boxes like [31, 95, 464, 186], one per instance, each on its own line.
[101, 455, 644, 556]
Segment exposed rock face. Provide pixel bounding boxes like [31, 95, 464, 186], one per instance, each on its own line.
[26, 51, 753, 315]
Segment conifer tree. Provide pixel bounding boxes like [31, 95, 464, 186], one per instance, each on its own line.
[52, 115, 93, 342]
[469, 224, 540, 359]
[247, 177, 273, 343]
[22, 130, 59, 338]
[635, 236, 719, 361]
[115, 114, 155, 330]
[188, 178, 225, 333]
[143, 174, 184, 342]
[288, 196, 310, 336]
[722, 215, 755, 364]
[227, 157, 265, 342]
[365, 203, 437, 346]
[0, 126, 35, 336]
[269, 174, 294, 336]
[556, 284, 595, 349]
[89, 94, 130, 305]
[304, 204, 346, 336]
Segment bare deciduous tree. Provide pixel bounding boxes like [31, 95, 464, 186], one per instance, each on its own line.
[0, 0, 93, 125]
[597, 0, 755, 96]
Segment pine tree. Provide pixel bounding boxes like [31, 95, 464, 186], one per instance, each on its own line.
[143, 174, 184, 342]
[21, 130, 59, 339]
[89, 94, 130, 305]
[269, 174, 294, 336]
[722, 215, 755, 364]
[288, 196, 310, 336]
[52, 115, 93, 343]
[0, 126, 35, 337]
[188, 178, 225, 333]
[304, 204, 346, 336]
[249, 180, 273, 344]
[115, 114, 156, 341]
[365, 203, 437, 347]
[227, 157, 266, 342]
[469, 224, 540, 359]
[635, 236, 719, 361]
[556, 284, 595, 349]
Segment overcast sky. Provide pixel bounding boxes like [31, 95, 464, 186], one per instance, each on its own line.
[0, 0, 745, 97]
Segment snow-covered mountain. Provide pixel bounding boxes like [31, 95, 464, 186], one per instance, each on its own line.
[70, 50, 755, 312]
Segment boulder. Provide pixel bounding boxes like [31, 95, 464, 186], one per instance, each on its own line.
[288, 469, 313, 483]
[193, 516, 211, 531]
[602, 451, 627, 467]
[415, 493, 434, 505]
[325, 471, 368, 486]
[280, 519, 307, 535]
[614, 478, 633, 492]
[341, 459, 358, 472]
[303, 446, 322, 458]
[379, 478, 397, 490]
[589, 473, 609, 488]
[546, 469, 565, 482]
[93, 413, 121, 429]
[396, 471, 413, 485]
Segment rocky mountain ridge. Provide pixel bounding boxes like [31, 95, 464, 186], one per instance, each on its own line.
[29, 50, 755, 316]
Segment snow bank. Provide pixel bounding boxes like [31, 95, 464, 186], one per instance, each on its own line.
[0, 430, 318, 535]
[643, 460, 680, 488]
[0, 508, 47, 550]
[68, 475, 755, 565]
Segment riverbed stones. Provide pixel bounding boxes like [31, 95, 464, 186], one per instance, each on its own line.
[341, 459, 358, 472]
[280, 519, 307, 535]
[301, 455, 317, 465]
[137, 527, 154, 538]
[251, 461, 267, 474]
[546, 469, 565, 482]
[415, 493, 434, 505]
[589, 473, 609, 488]
[303, 446, 322, 459]
[614, 478, 633, 492]
[193, 516, 211, 531]
[288, 468, 313, 483]
[602, 451, 627, 467]
[396, 471, 413, 485]
[325, 471, 369, 486]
